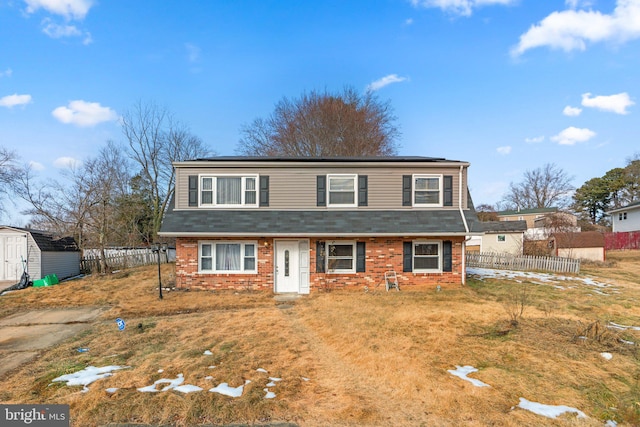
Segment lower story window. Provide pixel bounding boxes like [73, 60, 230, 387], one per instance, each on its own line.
[199, 241, 257, 273]
[413, 241, 441, 272]
[327, 241, 355, 273]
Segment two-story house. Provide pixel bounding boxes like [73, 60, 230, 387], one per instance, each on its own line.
[607, 201, 640, 233]
[158, 156, 482, 294]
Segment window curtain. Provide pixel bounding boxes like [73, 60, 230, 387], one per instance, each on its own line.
[216, 244, 241, 270]
[217, 177, 242, 204]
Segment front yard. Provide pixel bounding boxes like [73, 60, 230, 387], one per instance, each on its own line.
[1, 251, 640, 426]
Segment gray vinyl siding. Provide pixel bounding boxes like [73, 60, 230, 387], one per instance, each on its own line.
[41, 252, 81, 280]
[175, 166, 467, 210]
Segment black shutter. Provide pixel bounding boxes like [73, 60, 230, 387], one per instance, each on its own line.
[356, 242, 366, 272]
[444, 175, 453, 206]
[188, 175, 198, 207]
[402, 175, 412, 206]
[259, 176, 269, 207]
[443, 240, 452, 272]
[403, 241, 413, 272]
[316, 241, 326, 273]
[317, 175, 326, 207]
[358, 175, 368, 207]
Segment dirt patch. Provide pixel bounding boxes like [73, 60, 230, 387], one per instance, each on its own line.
[0, 307, 105, 378]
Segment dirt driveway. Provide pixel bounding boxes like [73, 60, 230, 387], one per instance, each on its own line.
[0, 307, 105, 378]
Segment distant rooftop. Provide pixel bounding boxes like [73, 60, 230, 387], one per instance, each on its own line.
[497, 207, 558, 216]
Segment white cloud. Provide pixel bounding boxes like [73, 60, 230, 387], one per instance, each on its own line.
[24, 0, 94, 20]
[51, 100, 118, 127]
[551, 126, 596, 145]
[29, 161, 45, 171]
[0, 93, 32, 108]
[0, 68, 12, 78]
[563, 105, 582, 116]
[581, 92, 635, 114]
[410, 0, 516, 17]
[54, 156, 81, 169]
[40, 17, 92, 43]
[185, 43, 201, 63]
[404, 18, 414, 26]
[497, 146, 512, 155]
[512, 0, 640, 56]
[367, 74, 408, 92]
[525, 136, 545, 143]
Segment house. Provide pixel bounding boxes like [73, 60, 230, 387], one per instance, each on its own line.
[158, 156, 482, 293]
[497, 207, 557, 229]
[470, 220, 527, 255]
[0, 226, 81, 282]
[607, 201, 640, 233]
[548, 231, 605, 262]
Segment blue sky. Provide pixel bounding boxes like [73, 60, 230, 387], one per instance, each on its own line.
[1, 0, 639, 224]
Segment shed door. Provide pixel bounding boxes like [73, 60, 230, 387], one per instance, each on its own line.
[1, 234, 27, 281]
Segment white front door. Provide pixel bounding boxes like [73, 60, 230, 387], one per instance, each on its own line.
[275, 241, 300, 293]
[1, 235, 27, 281]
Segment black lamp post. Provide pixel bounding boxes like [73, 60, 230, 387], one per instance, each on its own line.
[152, 243, 168, 299]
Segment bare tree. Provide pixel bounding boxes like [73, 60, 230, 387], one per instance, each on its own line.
[237, 86, 400, 157]
[0, 147, 20, 218]
[475, 203, 498, 222]
[121, 100, 212, 239]
[500, 163, 574, 210]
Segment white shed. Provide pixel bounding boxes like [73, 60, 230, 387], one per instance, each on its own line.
[0, 226, 80, 282]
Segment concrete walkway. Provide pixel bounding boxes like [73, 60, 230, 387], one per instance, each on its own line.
[0, 307, 105, 378]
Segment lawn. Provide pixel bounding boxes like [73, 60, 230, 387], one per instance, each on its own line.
[1, 251, 640, 426]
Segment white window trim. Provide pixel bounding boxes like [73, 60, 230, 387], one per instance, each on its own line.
[327, 174, 358, 208]
[198, 174, 259, 208]
[412, 174, 443, 207]
[413, 240, 442, 273]
[326, 240, 356, 274]
[198, 241, 258, 274]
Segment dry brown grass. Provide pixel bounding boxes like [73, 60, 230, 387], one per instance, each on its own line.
[1, 255, 640, 426]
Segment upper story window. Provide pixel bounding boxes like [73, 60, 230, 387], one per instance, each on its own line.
[619, 212, 628, 220]
[413, 174, 442, 207]
[200, 175, 257, 207]
[328, 174, 357, 207]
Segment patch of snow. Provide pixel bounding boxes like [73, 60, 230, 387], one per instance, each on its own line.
[52, 365, 129, 393]
[203, 350, 213, 355]
[138, 374, 190, 392]
[264, 388, 276, 399]
[609, 322, 640, 331]
[301, 377, 310, 382]
[205, 376, 213, 380]
[605, 420, 618, 426]
[468, 267, 615, 294]
[105, 388, 118, 394]
[447, 365, 490, 388]
[256, 368, 268, 373]
[266, 381, 276, 387]
[601, 352, 613, 360]
[620, 339, 635, 345]
[208, 365, 216, 369]
[174, 384, 203, 393]
[517, 397, 587, 419]
[158, 369, 164, 373]
[269, 377, 282, 382]
[209, 380, 251, 397]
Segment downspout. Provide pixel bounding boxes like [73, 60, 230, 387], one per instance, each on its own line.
[459, 166, 470, 285]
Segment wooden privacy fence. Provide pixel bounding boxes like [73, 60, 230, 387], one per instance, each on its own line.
[81, 250, 169, 274]
[466, 252, 580, 274]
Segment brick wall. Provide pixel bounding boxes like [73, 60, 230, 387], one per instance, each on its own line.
[175, 236, 465, 291]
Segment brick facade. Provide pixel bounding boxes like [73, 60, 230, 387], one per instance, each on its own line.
[175, 236, 465, 292]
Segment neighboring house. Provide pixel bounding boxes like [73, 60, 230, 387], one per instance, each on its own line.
[479, 220, 527, 255]
[607, 201, 640, 233]
[0, 226, 81, 282]
[548, 231, 605, 262]
[526, 211, 580, 240]
[497, 207, 557, 229]
[158, 156, 482, 294]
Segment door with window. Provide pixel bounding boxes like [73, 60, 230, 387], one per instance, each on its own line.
[275, 241, 300, 293]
